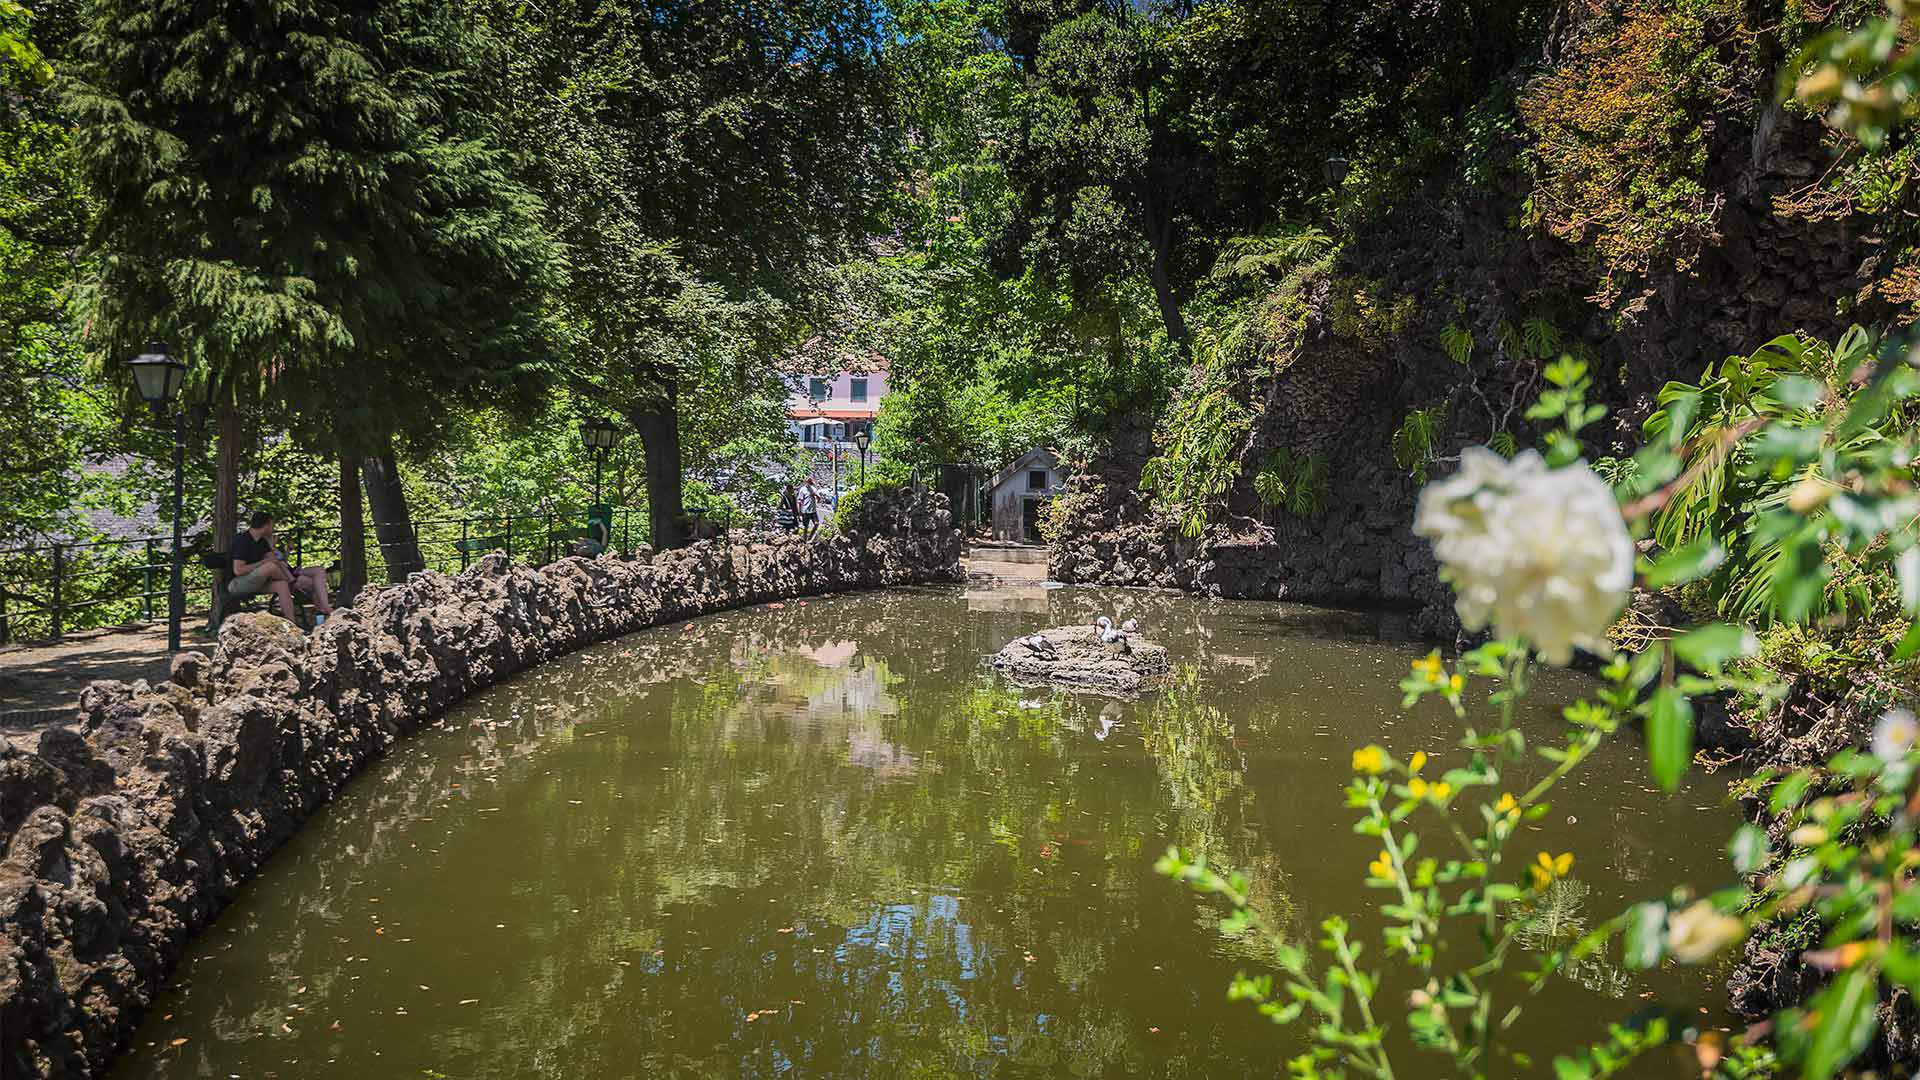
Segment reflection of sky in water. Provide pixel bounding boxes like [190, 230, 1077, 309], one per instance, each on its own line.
[115, 586, 1736, 1080]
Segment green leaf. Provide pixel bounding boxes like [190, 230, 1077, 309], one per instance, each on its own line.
[1645, 688, 1694, 792]
[1805, 968, 1879, 1080]
[1552, 1055, 1594, 1080]
[1671, 622, 1758, 671]
[1622, 902, 1668, 969]
[1728, 824, 1770, 874]
[1892, 619, 1920, 663]
[1643, 535, 1726, 588]
[1898, 547, 1920, 614]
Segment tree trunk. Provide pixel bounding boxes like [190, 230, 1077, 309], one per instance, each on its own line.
[631, 382, 687, 551]
[212, 395, 243, 550]
[361, 447, 425, 581]
[338, 455, 367, 602]
[1138, 195, 1189, 349]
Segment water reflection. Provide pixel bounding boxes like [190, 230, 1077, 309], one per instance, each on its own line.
[117, 587, 1730, 1079]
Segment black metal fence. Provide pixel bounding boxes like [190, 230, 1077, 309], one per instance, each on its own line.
[0, 507, 647, 645]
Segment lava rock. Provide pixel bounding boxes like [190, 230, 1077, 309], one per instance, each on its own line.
[990, 626, 1171, 695]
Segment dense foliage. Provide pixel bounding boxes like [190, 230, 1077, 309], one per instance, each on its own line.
[7, 0, 1920, 1073]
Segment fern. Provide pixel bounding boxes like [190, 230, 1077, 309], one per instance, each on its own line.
[1521, 317, 1562, 360]
[1440, 324, 1473, 365]
[1392, 407, 1443, 485]
[1489, 431, 1518, 458]
[1140, 379, 1255, 538]
[1212, 225, 1336, 281]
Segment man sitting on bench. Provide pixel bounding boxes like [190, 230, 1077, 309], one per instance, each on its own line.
[231, 511, 334, 625]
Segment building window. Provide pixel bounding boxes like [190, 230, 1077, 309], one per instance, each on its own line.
[1028, 469, 1049, 491]
[850, 378, 868, 402]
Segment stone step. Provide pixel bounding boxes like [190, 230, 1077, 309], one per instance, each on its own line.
[966, 544, 1049, 565]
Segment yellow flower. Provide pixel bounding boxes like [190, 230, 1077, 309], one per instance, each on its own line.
[1352, 746, 1387, 775]
[1368, 850, 1395, 881]
[1495, 793, 1520, 819]
[1530, 851, 1574, 890]
[1448, 674, 1464, 693]
[1430, 782, 1452, 801]
[1409, 751, 1428, 774]
[1408, 777, 1429, 798]
[1412, 653, 1443, 678]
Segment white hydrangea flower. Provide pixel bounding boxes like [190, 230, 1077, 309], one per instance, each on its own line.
[1413, 448, 1634, 666]
[1873, 708, 1918, 763]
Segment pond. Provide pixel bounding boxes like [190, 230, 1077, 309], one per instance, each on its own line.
[116, 585, 1737, 1078]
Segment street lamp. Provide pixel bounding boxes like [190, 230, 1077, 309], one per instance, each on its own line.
[853, 428, 871, 487]
[1322, 156, 1350, 188]
[578, 417, 622, 506]
[127, 342, 190, 653]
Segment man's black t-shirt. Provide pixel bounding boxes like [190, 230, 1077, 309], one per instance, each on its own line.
[231, 529, 272, 570]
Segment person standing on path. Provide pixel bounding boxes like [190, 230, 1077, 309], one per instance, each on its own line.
[798, 479, 821, 538]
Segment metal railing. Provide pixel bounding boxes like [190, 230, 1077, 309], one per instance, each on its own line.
[0, 507, 648, 645]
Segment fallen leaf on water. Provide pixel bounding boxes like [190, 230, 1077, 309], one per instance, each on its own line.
[418, 985, 430, 991]
[777, 927, 794, 934]
[459, 999, 479, 1006]
[329, 1021, 343, 1032]
[169, 1038, 188, 1047]
[1148, 1027, 1160, 1034]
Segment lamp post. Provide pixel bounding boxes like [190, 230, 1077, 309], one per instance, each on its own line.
[127, 342, 189, 653]
[853, 428, 871, 487]
[578, 417, 622, 506]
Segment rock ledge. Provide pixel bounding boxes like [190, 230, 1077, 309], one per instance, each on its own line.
[990, 626, 1170, 695]
[0, 488, 960, 1079]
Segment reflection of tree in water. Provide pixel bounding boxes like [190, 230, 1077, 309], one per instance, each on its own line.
[1132, 667, 1296, 950]
[1512, 879, 1632, 1001]
[140, 590, 1292, 1079]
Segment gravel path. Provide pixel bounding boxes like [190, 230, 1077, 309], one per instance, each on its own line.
[0, 621, 199, 727]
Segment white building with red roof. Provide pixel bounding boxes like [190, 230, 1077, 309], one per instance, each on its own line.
[782, 342, 889, 448]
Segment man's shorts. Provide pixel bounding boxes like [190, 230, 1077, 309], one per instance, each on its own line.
[228, 565, 274, 596]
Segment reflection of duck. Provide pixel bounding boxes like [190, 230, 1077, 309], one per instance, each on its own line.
[1094, 703, 1121, 741]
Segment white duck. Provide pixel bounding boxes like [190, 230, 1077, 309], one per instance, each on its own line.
[1095, 616, 1124, 644]
[1120, 618, 1138, 635]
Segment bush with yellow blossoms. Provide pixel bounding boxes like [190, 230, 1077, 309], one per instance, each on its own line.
[1163, 338, 1920, 1079]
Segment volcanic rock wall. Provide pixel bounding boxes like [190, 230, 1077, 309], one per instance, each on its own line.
[0, 489, 961, 1078]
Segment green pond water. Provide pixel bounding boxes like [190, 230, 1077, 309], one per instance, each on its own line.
[117, 585, 1738, 1079]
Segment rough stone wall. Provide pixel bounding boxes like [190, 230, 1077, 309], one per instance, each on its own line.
[1049, 12, 1899, 641]
[0, 489, 960, 1079]
[1050, 448, 1457, 637]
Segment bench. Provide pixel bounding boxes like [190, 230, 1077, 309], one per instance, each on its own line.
[201, 552, 313, 633]
[545, 528, 596, 563]
[684, 505, 728, 542]
[454, 535, 506, 571]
